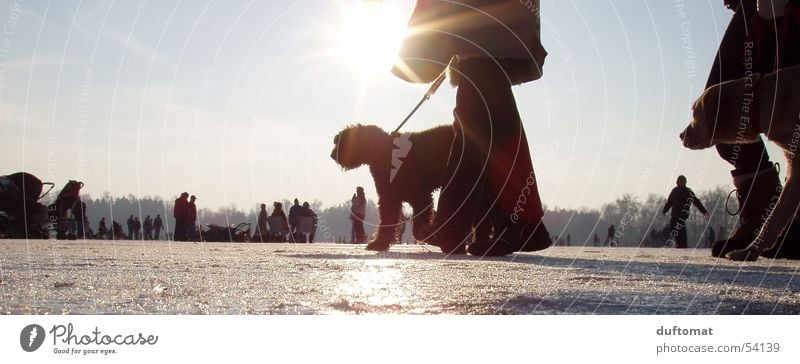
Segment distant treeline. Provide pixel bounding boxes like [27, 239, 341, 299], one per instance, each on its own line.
[543, 186, 738, 247]
[75, 186, 738, 246]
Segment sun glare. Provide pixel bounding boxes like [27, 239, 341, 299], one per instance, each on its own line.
[337, 1, 407, 72]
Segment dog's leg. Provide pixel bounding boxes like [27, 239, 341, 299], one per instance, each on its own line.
[366, 196, 401, 251]
[729, 160, 800, 261]
[409, 194, 434, 242]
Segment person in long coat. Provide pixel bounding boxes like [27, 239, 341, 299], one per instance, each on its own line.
[394, 0, 551, 255]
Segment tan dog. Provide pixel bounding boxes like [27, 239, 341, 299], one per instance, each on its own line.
[681, 64, 800, 261]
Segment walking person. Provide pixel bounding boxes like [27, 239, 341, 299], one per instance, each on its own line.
[663, 176, 708, 249]
[350, 187, 366, 243]
[394, 0, 551, 256]
[153, 214, 163, 240]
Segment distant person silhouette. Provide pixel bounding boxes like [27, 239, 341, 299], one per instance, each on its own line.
[188, 195, 198, 241]
[112, 220, 124, 240]
[127, 215, 135, 240]
[98, 217, 108, 238]
[566, 233, 571, 247]
[663, 175, 707, 249]
[604, 225, 615, 247]
[153, 214, 163, 240]
[300, 201, 318, 243]
[593, 233, 599, 247]
[350, 186, 366, 243]
[272, 202, 287, 219]
[143, 215, 153, 240]
[271, 202, 289, 242]
[256, 203, 268, 242]
[173, 192, 190, 241]
[133, 216, 141, 240]
[289, 198, 301, 242]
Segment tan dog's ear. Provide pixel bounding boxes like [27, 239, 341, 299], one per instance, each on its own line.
[701, 86, 722, 129]
[699, 87, 711, 122]
[691, 93, 703, 122]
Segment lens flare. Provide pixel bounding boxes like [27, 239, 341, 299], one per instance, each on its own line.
[336, 1, 407, 71]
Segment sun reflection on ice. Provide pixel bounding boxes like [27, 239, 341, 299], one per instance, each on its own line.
[334, 259, 410, 311]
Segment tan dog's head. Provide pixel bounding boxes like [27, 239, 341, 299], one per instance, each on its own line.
[330, 124, 392, 170]
[680, 80, 761, 149]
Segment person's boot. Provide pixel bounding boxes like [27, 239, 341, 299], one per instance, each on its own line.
[467, 220, 552, 257]
[712, 164, 782, 257]
[761, 219, 800, 259]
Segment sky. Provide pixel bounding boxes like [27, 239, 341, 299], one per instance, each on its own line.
[0, 0, 785, 212]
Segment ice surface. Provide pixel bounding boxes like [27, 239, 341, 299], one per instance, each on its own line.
[0, 241, 798, 314]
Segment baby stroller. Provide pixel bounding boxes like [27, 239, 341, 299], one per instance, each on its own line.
[202, 222, 251, 243]
[0, 172, 53, 239]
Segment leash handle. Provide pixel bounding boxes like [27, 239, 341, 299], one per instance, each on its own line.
[393, 70, 447, 134]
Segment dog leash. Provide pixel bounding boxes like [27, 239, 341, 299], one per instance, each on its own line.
[392, 69, 447, 134]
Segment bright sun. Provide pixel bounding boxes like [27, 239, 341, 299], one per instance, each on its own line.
[337, 1, 407, 72]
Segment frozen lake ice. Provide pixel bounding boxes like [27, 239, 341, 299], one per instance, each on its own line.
[1, 240, 798, 314]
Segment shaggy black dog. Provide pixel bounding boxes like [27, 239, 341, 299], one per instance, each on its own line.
[331, 124, 454, 251]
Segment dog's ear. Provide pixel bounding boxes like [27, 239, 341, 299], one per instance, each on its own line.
[699, 85, 721, 128]
[691, 93, 703, 120]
